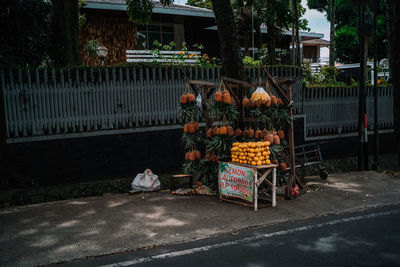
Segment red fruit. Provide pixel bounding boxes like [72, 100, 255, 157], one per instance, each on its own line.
[279, 162, 287, 172]
[227, 126, 234, 136]
[223, 90, 231, 104]
[273, 135, 280, 145]
[214, 91, 223, 102]
[180, 94, 188, 104]
[242, 97, 250, 108]
[235, 128, 242, 137]
[255, 129, 262, 139]
[206, 128, 213, 138]
[277, 130, 284, 140]
[187, 93, 195, 103]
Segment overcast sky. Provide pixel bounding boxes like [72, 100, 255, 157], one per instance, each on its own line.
[174, 0, 331, 58]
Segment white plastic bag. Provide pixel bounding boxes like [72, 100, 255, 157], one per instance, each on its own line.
[250, 87, 271, 102]
[131, 169, 160, 191]
[196, 94, 202, 110]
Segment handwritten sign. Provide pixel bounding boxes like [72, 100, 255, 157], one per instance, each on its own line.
[219, 162, 254, 202]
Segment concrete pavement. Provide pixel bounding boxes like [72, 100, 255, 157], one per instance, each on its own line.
[1, 171, 400, 266]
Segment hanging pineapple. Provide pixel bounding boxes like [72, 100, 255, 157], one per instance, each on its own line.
[180, 94, 188, 104]
[227, 126, 234, 136]
[187, 93, 196, 103]
[223, 90, 231, 104]
[219, 125, 227, 135]
[255, 129, 262, 139]
[206, 128, 213, 138]
[214, 89, 223, 102]
[242, 97, 250, 108]
[277, 129, 285, 140]
[235, 128, 242, 137]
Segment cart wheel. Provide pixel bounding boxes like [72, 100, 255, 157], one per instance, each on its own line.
[319, 169, 328, 180]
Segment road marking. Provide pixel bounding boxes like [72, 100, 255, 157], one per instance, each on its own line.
[100, 209, 400, 267]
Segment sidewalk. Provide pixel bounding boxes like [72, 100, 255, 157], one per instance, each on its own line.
[1, 171, 400, 266]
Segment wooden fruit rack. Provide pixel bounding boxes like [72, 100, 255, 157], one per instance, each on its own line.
[180, 65, 304, 205]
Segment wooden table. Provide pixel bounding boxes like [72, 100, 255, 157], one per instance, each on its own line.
[219, 163, 278, 211]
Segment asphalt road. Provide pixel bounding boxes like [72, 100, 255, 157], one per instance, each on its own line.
[62, 205, 400, 267]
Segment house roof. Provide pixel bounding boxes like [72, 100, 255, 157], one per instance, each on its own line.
[85, 0, 215, 18]
[204, 25, 324, 39]
[85, 1, 325, 40]
[302, 38, 330, 47]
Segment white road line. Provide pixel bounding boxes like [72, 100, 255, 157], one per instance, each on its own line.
[99, 209, 400, 267]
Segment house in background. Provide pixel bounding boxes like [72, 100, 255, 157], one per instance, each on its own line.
[80, 0, 215, 65]
[81, 0, 327, 65]
[301, 38, 330, 63]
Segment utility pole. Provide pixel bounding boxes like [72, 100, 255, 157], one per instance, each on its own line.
[291, 0, 296, 65]
[358, 0, 368, 170]
[329, 0, 335, 67]
[373, 0, 379, 170]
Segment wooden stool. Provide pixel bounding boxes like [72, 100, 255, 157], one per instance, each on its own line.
[170, 174, 193, 191]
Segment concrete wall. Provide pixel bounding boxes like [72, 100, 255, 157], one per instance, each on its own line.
[1, 116, 396, 191]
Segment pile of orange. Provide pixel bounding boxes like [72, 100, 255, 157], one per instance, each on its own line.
[231, 141, 271, 166]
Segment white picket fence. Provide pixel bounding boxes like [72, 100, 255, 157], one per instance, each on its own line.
[303, 85, 394, 137]
[0, 66, 302, 142]
[2, 66, 393, 142]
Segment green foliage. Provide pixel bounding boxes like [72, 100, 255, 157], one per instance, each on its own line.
[269, 144, 283, 160]
[308, 0, 388, 63]
[206, 135, 236, 156]
[78, 0, 87, 28]
[307, 0, 328, 12]
[178, 101, 201, 123]
[145, 40, 219, 66]
[243, 56, 261, 67]
[85, 40, 100, 58]
[182, 132, 204, 150]
[248, 105, 291, 128]
[186, 0, 212, 9]
[0, 0, 53, 68]
[126, 0, 174, 24]
[126, 0, 154, 24]
[320, 65, 339, 83]
[335, 25, 359, 63]
[296, 0, 310, 31]
[259, 45, 289, 65]
[182, 160, 202, 179]
[272, 105, 292, 127]
[208, 101, 239, 124]
[302, 63, 346, 86]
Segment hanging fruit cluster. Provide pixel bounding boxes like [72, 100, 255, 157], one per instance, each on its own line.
[231, 141, 271, 166]
[179, 83, 203, 180]
[183, 121, 199, 134]
[208, 86, 239, 125]
[185, 150, 201, 162]
[180, 92, 196, 104]
[205, 83, 239, 163]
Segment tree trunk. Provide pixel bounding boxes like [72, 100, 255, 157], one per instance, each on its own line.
[266, 21, 277, 65]
[387, 0, 400, 167]
[364, 38, 368, 81]
[292, 0, 301, 65]
[243, 27, 250, 57]
[52, 0, 81, 66]
[329, 0, 335, 66]
[211, 0, 246, 81]
[255, 22, 262, 51]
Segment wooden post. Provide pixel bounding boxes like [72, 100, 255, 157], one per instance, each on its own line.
[286, 83, 297, 198]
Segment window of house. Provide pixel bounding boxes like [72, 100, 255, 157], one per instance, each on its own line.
[137, 23, 175, 49]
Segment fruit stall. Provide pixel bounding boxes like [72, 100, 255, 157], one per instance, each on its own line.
[178, 66, 304, 209]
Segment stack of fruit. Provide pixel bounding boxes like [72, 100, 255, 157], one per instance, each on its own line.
[231, 141, 271, 166]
